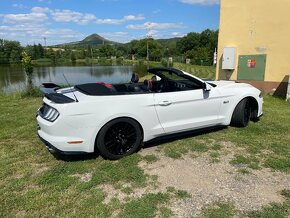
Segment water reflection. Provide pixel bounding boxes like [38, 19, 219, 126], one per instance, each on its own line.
[0, 65, 137, 93]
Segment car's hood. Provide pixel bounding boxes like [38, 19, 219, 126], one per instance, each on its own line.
[210, 80, 253, 89]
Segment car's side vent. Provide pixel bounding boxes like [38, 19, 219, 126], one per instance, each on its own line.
[38, 104, 59, 122]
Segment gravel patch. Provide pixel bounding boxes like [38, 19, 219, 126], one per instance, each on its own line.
[139, 146, 290, 217]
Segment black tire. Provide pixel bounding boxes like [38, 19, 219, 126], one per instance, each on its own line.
[96, 118, 142, 160]
[231, 98, 251, 127]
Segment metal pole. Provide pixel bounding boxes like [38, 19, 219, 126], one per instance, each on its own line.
[146, 39, 149, 61]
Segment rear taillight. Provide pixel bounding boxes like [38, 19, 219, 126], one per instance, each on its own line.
[39, 104, 59, 122]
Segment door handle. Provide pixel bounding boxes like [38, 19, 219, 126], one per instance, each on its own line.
[159, 101, 172, 106]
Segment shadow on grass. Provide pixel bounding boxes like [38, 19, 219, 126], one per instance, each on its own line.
[52, 151, 100, 162]
[143, 125, 227, 149]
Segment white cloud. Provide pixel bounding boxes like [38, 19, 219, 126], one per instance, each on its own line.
[171, 32, 186, 37]
[31, 7, 52, 13]
[27, 7, 145, 25]
[2, 12, 48, 24]
[1, 6, 145, 26]
[0, 24, 42, 32]
[0, 24, 83, 45]
[179, 0, 219, 5]
[42, 28, 83, 38]
[96, 14, 145, 25]
[99, 31, 130, 42]
[127, 22, 185, 30]
[153, 9, 161, 14]
[38, 0, 52, 3]
[12, 4, 27, 9]
[51, 9, 96, 25]
[123, 14, 145, 21]
[95, 18, 123, 25]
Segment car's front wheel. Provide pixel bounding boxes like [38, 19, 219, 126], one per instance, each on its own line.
[96, 118, 142, 160]
[231, 98, 251, 127]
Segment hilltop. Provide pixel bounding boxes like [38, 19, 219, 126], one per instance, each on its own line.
[53, 33, 183, 48]
[54, 34, 116, 48]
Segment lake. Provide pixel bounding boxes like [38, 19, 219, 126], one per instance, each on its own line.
[0, 65, 148, 93]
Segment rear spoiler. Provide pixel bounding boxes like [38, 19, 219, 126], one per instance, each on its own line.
[40, 83, 61, 94]
[44, 93, 75, 104]
[41, 83, 76, 104]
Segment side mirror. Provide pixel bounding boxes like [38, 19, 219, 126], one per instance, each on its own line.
[203, 82, 211, 91]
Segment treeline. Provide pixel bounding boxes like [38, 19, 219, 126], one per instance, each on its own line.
[0, 39, 22, 64]
[0, 29, 218, 66]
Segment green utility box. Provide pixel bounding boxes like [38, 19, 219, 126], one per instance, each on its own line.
[237, 54, 266, 81]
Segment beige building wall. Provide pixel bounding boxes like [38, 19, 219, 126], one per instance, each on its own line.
[216, 0, 290, 83]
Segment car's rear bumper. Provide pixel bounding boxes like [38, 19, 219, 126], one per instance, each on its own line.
[36, 114, 94, 154]
[38, 134, 88, 155]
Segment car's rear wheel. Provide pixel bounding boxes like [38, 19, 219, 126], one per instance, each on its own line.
[231, 98, 251, 127]
[96, 118, 142, 160]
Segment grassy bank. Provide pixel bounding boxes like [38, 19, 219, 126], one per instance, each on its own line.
[0, 94, 289, 217]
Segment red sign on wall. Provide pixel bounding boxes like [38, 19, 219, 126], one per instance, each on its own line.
[247, 59, 256, 68]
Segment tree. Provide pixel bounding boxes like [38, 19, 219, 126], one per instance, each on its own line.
[177, 32, 200, 54]
[0, 39, 22, 63]
[87, 45, 92, 58]
[21, 51, 34, 89]
[37, 43, 45, 58]
[185, 47, 211, 65]
[46, 48, 57, 64]
[99, 44, 117, 57]
[71, 51, 76, 64]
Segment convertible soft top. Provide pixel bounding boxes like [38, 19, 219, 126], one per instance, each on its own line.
[75, 83, 116, 95]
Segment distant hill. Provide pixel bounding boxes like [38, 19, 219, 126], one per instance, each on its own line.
[53, 33, 182, 48]
[54, 34, 116, 48]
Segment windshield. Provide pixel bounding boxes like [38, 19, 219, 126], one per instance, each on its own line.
[153, 69, 203, 89]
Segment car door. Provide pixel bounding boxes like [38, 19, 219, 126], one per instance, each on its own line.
[154, 88, 222, 134]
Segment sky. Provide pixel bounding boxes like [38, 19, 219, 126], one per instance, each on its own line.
[0, 0, 220, 45]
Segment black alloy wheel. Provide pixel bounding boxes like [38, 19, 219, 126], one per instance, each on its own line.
[96, 118, 142, 160]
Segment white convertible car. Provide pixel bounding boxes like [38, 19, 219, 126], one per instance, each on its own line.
[37, 67, 263, 159]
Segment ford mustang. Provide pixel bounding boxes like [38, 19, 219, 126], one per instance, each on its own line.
[36, 67, 263, 159]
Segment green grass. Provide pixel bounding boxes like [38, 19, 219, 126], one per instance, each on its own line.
[281, 189, 290, 201]
[246, 190, 290, 217]
[166, 186, 191, 199]
[237, 168, 251, 175]
[247, 202, 290, 218]
[210, 151, 220, 163]
[199, 202, 235, 218]
[230, 154, 260, 170]
[199, 197, 290, 218]
[120, 192, 170, 218]
[143, 154, 159, 163]
[0, 93, 290, 217]
[173, 62, 216, 80]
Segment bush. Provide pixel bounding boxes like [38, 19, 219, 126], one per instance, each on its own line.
[21, 86, 42, 98]
[161, 58, 168, 67]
